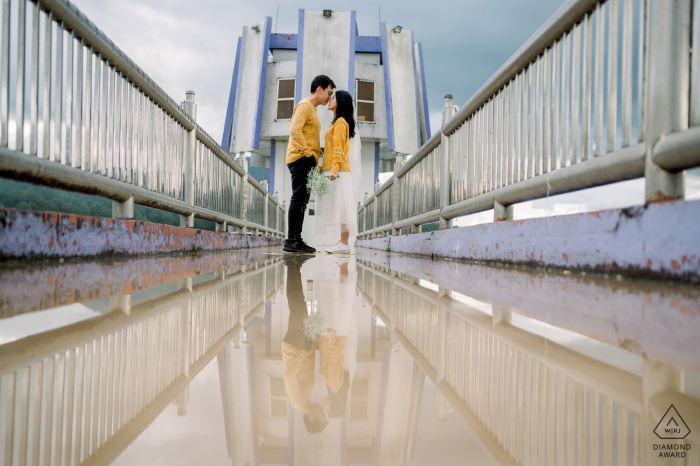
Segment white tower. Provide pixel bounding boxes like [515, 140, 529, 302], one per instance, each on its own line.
[221, 10, 431, 244]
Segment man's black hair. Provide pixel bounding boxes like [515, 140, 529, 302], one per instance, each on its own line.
[310, 75, 336, 94]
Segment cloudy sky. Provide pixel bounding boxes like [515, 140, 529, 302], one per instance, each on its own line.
[68, 0, 699, 224]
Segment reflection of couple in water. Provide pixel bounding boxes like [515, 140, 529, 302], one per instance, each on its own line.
[282, 254, 358, 433]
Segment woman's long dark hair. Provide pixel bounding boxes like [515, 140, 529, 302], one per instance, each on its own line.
[333, 90, 356, 139]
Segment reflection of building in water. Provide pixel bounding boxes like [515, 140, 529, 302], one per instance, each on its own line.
[217, 257, 424, 465]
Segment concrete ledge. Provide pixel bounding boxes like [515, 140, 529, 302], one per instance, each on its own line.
[356, 199, 700, 284]
[0, 207, 283, 260]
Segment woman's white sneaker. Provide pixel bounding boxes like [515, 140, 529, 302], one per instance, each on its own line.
[328, 242, 351, 254]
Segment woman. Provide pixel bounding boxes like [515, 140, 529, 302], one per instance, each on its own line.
[315, 90, 362, 253]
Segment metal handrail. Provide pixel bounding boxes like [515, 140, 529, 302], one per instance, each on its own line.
[0, 0, 285, 239]
[358, 0, 700, 238]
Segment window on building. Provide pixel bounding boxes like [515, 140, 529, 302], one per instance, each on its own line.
[355, 80, 375, 123]
[270, 376, 288, 419]
[277, 78, 296, 120]
[349, 378, 369, 420]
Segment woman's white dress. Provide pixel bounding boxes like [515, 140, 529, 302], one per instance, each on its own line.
[314, 127, 362, 242]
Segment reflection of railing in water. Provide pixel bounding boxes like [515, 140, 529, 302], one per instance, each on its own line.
[0, 260, 283, 466]
[357, 261, 700, 466]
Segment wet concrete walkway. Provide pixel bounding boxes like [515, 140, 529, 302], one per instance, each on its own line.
[0, 247, 698, 465]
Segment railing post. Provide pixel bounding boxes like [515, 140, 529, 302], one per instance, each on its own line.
[281, 200, 286, 239]
[644, 0, 690, 202]
[436, 286, 451, 422]
[373, 181, 379, 239]
[177, 277, 192, 415]
[262, 179, 269, 237]
[363, 192, 369, 239]
[180, 91, 196, 228]
[274, 191, 280, 238]
[439, 95, 457, 230]
[112, 196, 134, 220]
[239, 155, 249, 235]
[392, 156, 403, 236]
[494, 200, 513, 222]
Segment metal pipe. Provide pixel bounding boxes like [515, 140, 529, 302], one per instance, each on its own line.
[652, 126, 700, 172]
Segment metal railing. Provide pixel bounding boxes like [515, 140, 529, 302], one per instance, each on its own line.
[0, 258, 283, 466]
[358, 0, 700, 238]
[357, 260, 700, 465]
[0, 0, 284, 238]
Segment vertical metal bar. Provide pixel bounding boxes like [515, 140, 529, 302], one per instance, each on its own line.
[17, 368, 30, 466]
[581, 14, 593, 161]
[692, 0, 700, 126]
[486, 98, 492, 192]
[126, 82, 132, 184]
[607, 0, 619, 152]
[603, 397, 613, 464]
[54, 22, 63, 162]
[3, 373, 16, 465]
[53, 353, 65, 463]
[41, 11, 52, 158]
[542, 49, 551, 174]
[621, 0, 634, 146]
[570, 22, 581, 166]
[521, 69, 529, 181]
[114, 74, 122, 181]
[561, 31, 571, 170]
[509, 79, 515, 184]
[100, 59, 107, 175]
[82, 342, 92, 460]
[15, 0, 26, 151]
[551, 39, 560, 172]
[528, 60, 537, 178]
[106, 66, 114, 178]
[535, 55, 543, 176]
[75, 40, 83, 168]
[30, 362, 43, 466]
[514, 74, 521, 181]
[1, 0, 10, 146]
[502, 85, 509, 185]
[594, 3, 606, 156]
[63, 350, 75, 466]
[42, 357, 54, 465]
[65, 31, 73, 166]
[86, 49, 93, 172]
[636, 0, 645, 143]
[29, 0, 38, 155]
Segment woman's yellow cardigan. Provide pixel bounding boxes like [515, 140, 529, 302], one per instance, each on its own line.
[320, 117, 351, 176]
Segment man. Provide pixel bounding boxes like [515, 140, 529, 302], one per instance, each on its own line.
[282, 255, 329, 433]
[284, 75, 335, 253]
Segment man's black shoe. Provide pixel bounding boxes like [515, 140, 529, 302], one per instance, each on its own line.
[283, 240, 306, 253]
[297, 240, 316, 253]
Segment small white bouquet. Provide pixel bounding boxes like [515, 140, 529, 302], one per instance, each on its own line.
[303, 311, 326, 342]
[306, 169, 339, 196]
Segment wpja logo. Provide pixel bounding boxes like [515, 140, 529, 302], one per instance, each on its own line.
[653, 404, 691, 459]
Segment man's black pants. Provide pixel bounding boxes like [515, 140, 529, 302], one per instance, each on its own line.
[287, 156, 316, 242]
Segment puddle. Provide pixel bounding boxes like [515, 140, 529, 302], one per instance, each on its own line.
[0, 247, 698, 465]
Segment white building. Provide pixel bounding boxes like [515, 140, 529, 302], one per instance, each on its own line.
[220, 10, 431, 244]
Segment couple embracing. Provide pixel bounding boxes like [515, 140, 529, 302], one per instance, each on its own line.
[283, 75, 361, 254]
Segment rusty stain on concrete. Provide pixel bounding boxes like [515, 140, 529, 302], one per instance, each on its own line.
[356, 199, 700, 284]
[0, 207, 283, 260]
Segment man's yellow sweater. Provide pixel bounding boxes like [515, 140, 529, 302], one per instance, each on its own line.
[286, 98, 321, 165]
